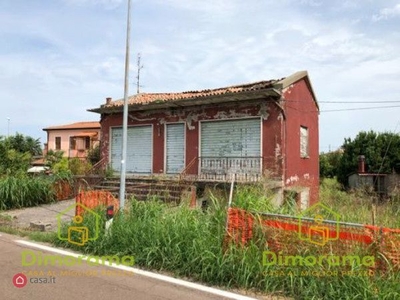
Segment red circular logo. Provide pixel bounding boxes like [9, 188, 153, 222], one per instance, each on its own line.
[13, 273, 27, 288]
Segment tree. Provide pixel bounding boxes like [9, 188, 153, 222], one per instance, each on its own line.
[0, 134, 42, 175]
[5, 133, 42, 156]
[337, 130, 400, 186]
[319, 150, 342, 179]
[0, 149, 31, 175]
[45, 149, 64, 168]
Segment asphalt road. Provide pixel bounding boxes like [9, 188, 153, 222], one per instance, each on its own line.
[0, 232, 257, 300]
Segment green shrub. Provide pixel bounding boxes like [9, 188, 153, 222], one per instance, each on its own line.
[53, 157, 70, 175]
[87, 145, 100, 165]
[68, 158, 92, 175]
[320, 178, 400, 228]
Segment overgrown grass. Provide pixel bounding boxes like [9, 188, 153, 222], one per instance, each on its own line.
[0, 173, 72, 210]
[53, 191, 400, 299]
[320, 178, 400, 228]
[0, 222, 57, 243]
[0, 176, 55, 210]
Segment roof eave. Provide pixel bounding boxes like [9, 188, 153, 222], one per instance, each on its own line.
[88, 88, 281, 114]
[43, 126, 100, 131]
[274, 71, 319, 111]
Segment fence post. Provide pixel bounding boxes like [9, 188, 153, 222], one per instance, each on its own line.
[190, 186, 197, 208]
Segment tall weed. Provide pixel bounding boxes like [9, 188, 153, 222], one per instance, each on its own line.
[53, 195, 400, 299]
[0, 175, 57, 210]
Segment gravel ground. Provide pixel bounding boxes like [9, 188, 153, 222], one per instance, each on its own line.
[0, 199, 76, 231]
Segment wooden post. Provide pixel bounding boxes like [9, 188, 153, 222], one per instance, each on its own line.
[371, 203, 376, 226]
[190, 185, 197, 208]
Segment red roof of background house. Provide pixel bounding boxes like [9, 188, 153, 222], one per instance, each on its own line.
[43, 121, 100, 131]
[102, 79, 279, 108]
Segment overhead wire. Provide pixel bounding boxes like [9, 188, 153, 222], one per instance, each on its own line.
[285, 104, 400, 113]
[322, 105, 400, 112]
[285, 100, 400, 104]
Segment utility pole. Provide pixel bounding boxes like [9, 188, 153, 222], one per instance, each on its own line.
[119, 0, 132, 212]
[7, 117, 10, 137]
[136, 53, 143, 94]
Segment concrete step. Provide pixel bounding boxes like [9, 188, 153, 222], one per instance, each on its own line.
[92, 177, 193, 205]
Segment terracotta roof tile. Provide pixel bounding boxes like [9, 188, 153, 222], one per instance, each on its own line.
[104, 79, 280, 108]
[43, 121, 100, 131]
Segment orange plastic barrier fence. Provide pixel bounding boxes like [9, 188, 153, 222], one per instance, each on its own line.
[226, 207, 400, 271]
[54, 180, 73, 201]
[226, 208, 254, 245]
[75, 190, 119, 216]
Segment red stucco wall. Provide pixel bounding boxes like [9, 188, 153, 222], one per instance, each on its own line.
[99, 100, 283, 176]
[282, 78, 319, 205]
[98, 80, 319, 205]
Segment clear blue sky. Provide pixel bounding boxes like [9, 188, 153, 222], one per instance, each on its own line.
[1, 0, 400, 152]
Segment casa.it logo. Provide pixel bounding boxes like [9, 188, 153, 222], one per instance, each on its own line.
[298, 203, 340, 246]
[13, 273, 27, 288]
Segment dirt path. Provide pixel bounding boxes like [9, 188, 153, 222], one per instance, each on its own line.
[0, 199, 76, 231]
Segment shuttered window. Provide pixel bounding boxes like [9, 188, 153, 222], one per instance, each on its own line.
[110, 126, 152, 173]
[110, 128, 122, 172]
[70, 137, 76, 150]
[126, 126, 152, 173]
[201, 119, 260, 157]
[55, 137, 61, 150]
[85, 137, 91, 150]
[166, 123, 185, 174]
[300, 126, 309, 158]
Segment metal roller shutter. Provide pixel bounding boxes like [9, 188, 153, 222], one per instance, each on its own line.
[200, 118, 261, 157]
[166, 123, 185, 174]
[110, 127, 122, 172]
[110, 125, 152, 174]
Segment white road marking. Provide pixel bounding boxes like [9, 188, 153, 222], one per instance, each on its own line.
[15, 240, 257, 300]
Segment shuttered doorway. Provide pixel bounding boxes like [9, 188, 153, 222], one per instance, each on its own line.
[165, 123, 185, 174]
[110, 125, 152, 174]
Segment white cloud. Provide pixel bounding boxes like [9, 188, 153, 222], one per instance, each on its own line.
[1, 0, 400, 151]
[63, 0, 123, 9]
[154, 0, 239, 15]
[373, 3, 400, 21]
[300, 0, 322, 7]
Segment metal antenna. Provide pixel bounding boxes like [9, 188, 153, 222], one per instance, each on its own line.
[136, 53, 143, 94]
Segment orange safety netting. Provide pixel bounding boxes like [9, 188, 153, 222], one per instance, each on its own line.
[225, 207, 400, 271]
[75, 190, 119, 216]
[226, 208, 254, 245]
[54, 180, 74, 201]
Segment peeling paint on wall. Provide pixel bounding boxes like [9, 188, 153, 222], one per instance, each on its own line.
[186, 112, 206, 130]
[128, 114, 156, 122]
[259, 103, 270, 120]
[282, 84, 295, 95]
[100, 100, 286, 184]
[286, 175, 299, 185]
[303, 173, 310, 180]
[213, 110, 250, 119]
[275, 143, 281, 158]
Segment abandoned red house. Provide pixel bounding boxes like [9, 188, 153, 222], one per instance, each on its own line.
[89, 71, 319, 207]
